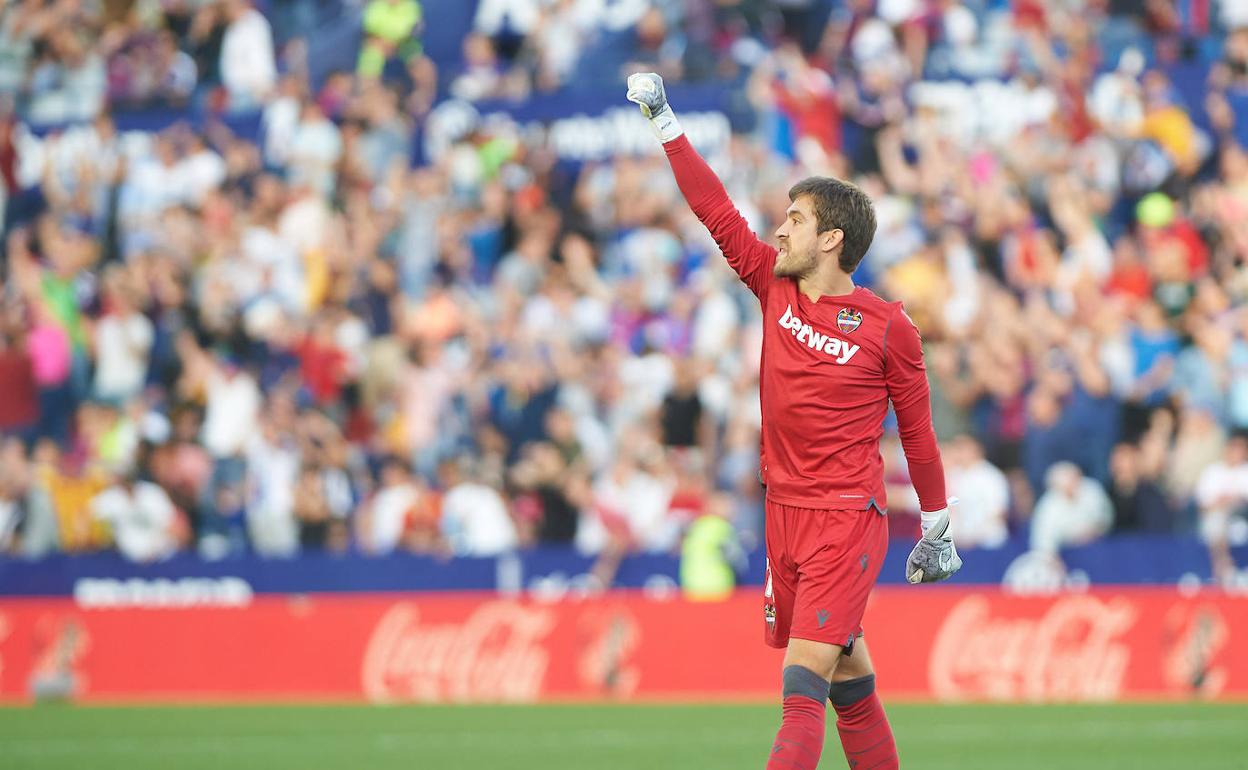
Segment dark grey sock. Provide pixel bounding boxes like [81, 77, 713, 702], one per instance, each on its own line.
[829, 673, 876, 708]
[782, 665, 830, 703]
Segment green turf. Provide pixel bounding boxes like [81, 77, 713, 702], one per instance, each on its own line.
[1, 702, 1246, 770]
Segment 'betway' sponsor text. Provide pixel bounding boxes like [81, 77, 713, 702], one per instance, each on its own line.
[778, 305, 861, 364]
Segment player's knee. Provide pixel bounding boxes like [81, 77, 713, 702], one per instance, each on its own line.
[781, 664, 830, 703]
[829, 673, 876, 707]
[831, 660, 875, 685]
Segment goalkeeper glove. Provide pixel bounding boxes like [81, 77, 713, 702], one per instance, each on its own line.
[626, 72, 684, 143]
[905, 501, 963, 584]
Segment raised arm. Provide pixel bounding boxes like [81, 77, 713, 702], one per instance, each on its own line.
[627, 73, 776, 300]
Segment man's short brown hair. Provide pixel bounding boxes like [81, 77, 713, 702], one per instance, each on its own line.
[788, 177, 877, 274]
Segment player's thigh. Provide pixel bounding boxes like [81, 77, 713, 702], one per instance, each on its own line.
[763, 500, 799, 648]
[831, 635, 877, 682]
[764, 550, 799, 649]
[783, 636, 842, 681]
[787, 508, 884, 651]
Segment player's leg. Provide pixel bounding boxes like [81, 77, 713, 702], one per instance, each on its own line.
[829, 636, 899, 770]
[825, 504, 897, 769]
[766, 637, 841, 770]
[763, 501, 833, 770]
[776, 504, 893, 770]
[766, 500, 873, 770]
[763, 499, 799, 651]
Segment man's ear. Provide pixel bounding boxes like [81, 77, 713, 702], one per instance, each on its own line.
[820, 228, 844, 254]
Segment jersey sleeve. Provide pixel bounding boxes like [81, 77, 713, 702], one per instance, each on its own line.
[663, 135, 775, 300]
[883, 304, 948, 513]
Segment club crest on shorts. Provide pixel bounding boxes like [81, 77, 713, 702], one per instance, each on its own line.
[764, 561, 776, 627]
[837, 308, 863, 334]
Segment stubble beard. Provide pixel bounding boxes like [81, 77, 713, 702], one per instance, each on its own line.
[773, 244, 816, 279]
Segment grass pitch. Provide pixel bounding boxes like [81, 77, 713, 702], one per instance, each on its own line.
[1, 702, 1245, 770]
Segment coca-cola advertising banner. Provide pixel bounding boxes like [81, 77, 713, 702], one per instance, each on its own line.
[0, 589, 1243, 703]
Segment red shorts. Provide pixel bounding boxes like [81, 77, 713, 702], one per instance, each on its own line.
[763, 499, 889, 650]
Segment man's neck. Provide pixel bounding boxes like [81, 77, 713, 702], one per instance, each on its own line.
[797, 270, 856, 304]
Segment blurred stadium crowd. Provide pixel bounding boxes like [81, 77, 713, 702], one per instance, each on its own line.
[0, 0, 1247, 582]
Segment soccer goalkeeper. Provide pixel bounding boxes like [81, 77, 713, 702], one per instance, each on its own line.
[627, 73, 962, 770]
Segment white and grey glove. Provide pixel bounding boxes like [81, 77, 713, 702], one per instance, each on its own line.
[905, 501, 963, 584]
[626, 72, 684, 143]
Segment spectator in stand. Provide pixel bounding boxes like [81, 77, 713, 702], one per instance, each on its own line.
[219, 0, 276, 110]
[1107, 440, 1174, 534]
[1124, 300, 1181, 432]
[508, 434, 586, 547]
[440, 456, 517, 556]
[2, 1, 1248, 572]
[287, 101, 343, 199]
[90, 471, 181, 562]
[582, 431, 677, 556]
[244, 404, 300, 556]
[450, 32, 505, 102]
[1166, 406, 1227, 503]
[292, 462, 350, 551]
[357, 456, 423, 554]
[471, 0, 540, 62]
[1139, 69, 1205, 178]
[183, 342, 261, 553]
[0, 301, 39, 441]
[1229, 309, 1248, 432]
[944, 434, 1010, 549]
[487, 354, 559, 463]
[148, 406, 211, 535]
[92, 267, 154, 406]
[529, 0, 587, 92]
[680, 492, 743, 601]
[153, 28, 199, 105]
[358, 0, 423, 80]
[25, 294, 76, 446]
[748, 43, 842, 170]
[1030, 462, 1114, 554]
[659, 358, 709, 451]
[0, 438, 31, 551]
[1195, 433, 1248, 581]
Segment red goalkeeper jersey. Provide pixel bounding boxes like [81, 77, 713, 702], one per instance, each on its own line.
[665, 135, 947, 513]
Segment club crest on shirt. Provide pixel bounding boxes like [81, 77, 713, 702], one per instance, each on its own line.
[837, 308, 863, 334]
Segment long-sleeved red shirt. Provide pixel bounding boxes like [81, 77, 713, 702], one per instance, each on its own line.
[0, 346, 39, 429]
[665, 135, 946, 512]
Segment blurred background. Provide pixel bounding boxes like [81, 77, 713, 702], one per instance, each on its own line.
[1, 0, 1247, 746]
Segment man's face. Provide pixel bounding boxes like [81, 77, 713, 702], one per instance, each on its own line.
[1228, 437, 1248, 466]
[773, 195, 826, 279]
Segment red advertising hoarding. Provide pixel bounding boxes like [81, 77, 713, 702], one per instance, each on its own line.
[0, 588, 1243, 703]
